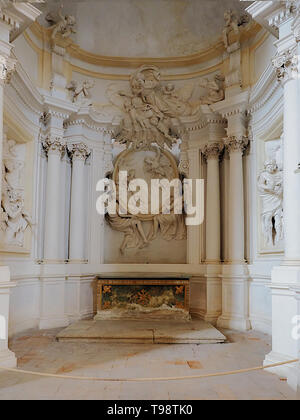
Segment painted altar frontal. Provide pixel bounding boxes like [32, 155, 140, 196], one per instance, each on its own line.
[95, 278, 190, 321]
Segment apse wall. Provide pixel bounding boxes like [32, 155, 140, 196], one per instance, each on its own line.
[2, 24, 282, 336]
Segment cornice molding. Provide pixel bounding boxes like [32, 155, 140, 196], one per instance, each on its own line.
[249, 64, 280, 113]
[29, 20, 261, 69]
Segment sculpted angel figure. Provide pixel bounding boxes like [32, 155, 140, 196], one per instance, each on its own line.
[67, 80, 94, 104]
[258, 160, 283, 245]
[223, 9, 240, 49]
[199, 75, 225, 105]
[46, 5, 76, 40]
[106, 208, 148, 255]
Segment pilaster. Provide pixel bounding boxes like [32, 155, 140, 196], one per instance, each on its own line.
[0, 0, 42, 368]
[247, 0, 300, 389]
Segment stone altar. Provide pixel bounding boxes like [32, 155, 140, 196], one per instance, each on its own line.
[95, 278, 190, 321]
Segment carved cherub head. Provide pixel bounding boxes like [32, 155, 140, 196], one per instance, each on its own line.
[65, 15, 76, 27]
[264, 160, 278, 174]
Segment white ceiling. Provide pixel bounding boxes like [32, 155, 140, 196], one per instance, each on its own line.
[38, 0, 253, 57]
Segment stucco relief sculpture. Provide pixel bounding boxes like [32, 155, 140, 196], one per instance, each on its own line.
[199, 75, 225, 105]
[106, 147, 186, 254]
[258, 160, 284, 246]
[46, 5, 76, 40]
[67, 80, 94, 104]
[107, 65, 201, 151]
[222, 10, 250, 49]
[1, 138, 32, 247]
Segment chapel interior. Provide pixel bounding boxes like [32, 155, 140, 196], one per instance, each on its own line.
[0, 0, 299, 400]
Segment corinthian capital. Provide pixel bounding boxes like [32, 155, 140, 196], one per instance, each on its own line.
[272, 48, 298, 82]
[0, 55, 17, 84]
[202, 143, 224, 161]
[68, 143, 91, 162]
[224, 136, 249, 154]
[42, 136, 66, 157]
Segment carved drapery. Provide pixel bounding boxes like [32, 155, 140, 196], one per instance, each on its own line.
[272, 48, 298, 82]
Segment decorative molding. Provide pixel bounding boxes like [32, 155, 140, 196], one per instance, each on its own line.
[29, 21, 261, 70]
[202, 142, 224, 160]
[272, 48, 298, 82]
[68, 143, 91, 162]
[42, 136, 66, 158]
[224, 135, 249, 154]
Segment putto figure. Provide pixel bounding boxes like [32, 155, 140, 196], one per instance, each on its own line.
[46, 5, 77, 40]
[223, 10, 240, 49]
[66, 80, 94, 104]
[258, 160, 283, 246]
[222, 9, 250, 49]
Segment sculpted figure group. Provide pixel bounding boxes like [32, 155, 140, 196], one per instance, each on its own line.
[1, 138, 32, 247]
[107, 65, 225, 151]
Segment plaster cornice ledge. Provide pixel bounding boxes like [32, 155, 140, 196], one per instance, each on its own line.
[210, 90, 250, 118]
[43, 95, 78, 118]
[249, 64, 280, 114]
[66, 108, 117, 135]
[245, 1, 280, 37]
[10, 60, 44, 114]
[1, 2, 43, 42]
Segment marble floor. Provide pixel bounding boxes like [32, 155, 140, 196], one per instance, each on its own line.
[0, 327, 298, 400]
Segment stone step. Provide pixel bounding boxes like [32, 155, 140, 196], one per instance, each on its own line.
[56, 319, 226, 344]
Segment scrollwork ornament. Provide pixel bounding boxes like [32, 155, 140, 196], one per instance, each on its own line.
[68, 143, 90, 162]
[178, 155, 189, 177]
[272, 49, 298, 82]
[0, 55, 17, 85]
[42, 136, 66, 158]
[202, 143, 224, 161]
[224, 136, 249, 154]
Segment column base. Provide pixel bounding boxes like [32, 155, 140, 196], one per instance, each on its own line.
[266, 265, 300, 391]
[264, 351, 299, 392]
[203, 264, 222, 326]
[0, 349, 17, 368]
[217, 315, 251, 331]
[39, 316, 69, 330]
[217, 263, 251, 331]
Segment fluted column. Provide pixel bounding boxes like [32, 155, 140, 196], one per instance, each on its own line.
[225, 136, 249, 263]
[68, 143, 90, 262]
[216, 135, 250, 331]
[187, 147, 201, 264]
[203, 143, 223, 263]
[43, 136, 66, 262]
[0, 56, 17, 368]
